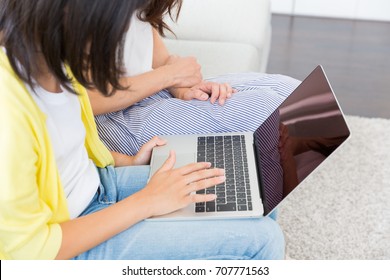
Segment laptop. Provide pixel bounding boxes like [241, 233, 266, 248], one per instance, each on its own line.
[147, 65, 350, 220]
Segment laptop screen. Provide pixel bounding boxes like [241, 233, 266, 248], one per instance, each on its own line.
[254, 66, 350, 215]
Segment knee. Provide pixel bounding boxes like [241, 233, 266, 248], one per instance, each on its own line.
[254, 217, 285, 260]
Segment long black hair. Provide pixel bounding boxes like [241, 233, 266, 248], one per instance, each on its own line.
[64, 0, 148, 95]
[0, 0, 70, 91]
[0, 0, 182, 96]
[139, 0, 182, 36]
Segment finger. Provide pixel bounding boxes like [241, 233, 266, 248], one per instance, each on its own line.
[177, 161, 212, 176]
[145, 136, 167, 149]
[194, 175, 226, 192]
[225, 83, 234, 99]
[184, 168, 225, 185]
[209, 83, 220, 104]
[139, 137, 167, 156]
[154, 136, 168, 146]
[187, 193, 217, 204]
[156, 150, 176, 174]
[191, 89, 209, 101]
[218, 84, 228, 105]
[186, 174, 226, 194]
[196, 81, 213, 91]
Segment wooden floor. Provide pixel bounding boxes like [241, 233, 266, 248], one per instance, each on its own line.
[267, 15, 390, 119]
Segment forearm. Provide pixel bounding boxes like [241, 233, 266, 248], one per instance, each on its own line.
[88, 28, 172, 116]
[110, 151, 134, 167]
[56, 191, 151, 259]
[151, 28, 196, 100]
[89, 27, 201, 115]
[88, 66, 176, 115]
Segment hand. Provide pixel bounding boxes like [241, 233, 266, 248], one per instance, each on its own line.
[140, 151, 225, 217]
[165, 55, 202, 88]
[173, 81, 237, 105]
[132, 136, 167, 165]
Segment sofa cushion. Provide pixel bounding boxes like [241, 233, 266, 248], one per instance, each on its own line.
[163, 0, 272, 77]
[164, 0, 271, 47]
[164, 39, 261, 78]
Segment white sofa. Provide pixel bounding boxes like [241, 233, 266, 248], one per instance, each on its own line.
[163, 0, 272, 78]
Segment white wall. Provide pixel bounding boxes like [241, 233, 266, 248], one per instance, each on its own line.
[271, 0, 295, 14]
[271, 0, 390, 22]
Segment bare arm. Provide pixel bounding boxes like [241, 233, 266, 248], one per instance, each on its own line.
[57, 137, 165, 259]
[152, 27, 170, 68]
[55, 189, 150, 259]
[55, 151, 224, 259]
[88, 67, 173, 115]
[88, 28, 201, 115]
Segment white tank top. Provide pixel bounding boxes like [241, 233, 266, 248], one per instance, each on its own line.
[29, 85, 100, 219]
[123, 13, 154, 76]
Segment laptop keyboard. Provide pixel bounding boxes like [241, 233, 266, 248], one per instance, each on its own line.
[195, 135, 253, 212]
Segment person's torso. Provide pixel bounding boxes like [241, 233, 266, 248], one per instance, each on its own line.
[123, 13, 154, 76]
[28, 84, 100, 218]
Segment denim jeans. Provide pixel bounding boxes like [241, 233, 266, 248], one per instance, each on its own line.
[73, 165, 285, 260]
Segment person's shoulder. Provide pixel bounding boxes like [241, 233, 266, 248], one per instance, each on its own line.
[129, 12, 152, 35]
[0, 50, 28, 101]
[0, 50, 44, 131]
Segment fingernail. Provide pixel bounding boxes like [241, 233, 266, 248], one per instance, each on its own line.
[201, 94, 208, 100]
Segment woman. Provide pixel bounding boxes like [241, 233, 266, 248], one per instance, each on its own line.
[88, 0, 300, 157]
[0, 0, 284, 260]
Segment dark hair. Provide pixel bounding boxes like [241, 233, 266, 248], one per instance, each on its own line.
[0, 0, 70, 92]
[63, 0, 145, 95]
[139, 0, 182, 36]
[0, 0, 182, 96]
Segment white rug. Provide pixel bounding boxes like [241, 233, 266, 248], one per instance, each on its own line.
[278, 115, 390, 259]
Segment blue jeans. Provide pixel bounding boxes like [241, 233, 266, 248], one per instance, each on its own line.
[73, 165, 285, 260]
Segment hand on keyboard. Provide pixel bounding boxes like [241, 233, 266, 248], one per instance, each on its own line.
[140, 150, 225, 217]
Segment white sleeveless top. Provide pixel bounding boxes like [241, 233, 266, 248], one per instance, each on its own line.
[123, 13, 154, 76]
[29, 85, 100, 219]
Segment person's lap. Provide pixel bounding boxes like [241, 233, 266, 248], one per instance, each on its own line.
[95, 73, 301, 156]
[73, 165, 285, 260]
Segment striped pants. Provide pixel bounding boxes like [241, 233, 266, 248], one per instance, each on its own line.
[95, 72, 300, 156]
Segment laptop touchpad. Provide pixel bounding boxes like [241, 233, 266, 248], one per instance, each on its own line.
[150, 153, 195, 177]
[175, 153, 196, 168]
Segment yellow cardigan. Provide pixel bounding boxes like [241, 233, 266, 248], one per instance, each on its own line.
[0, 50, 114, 259]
